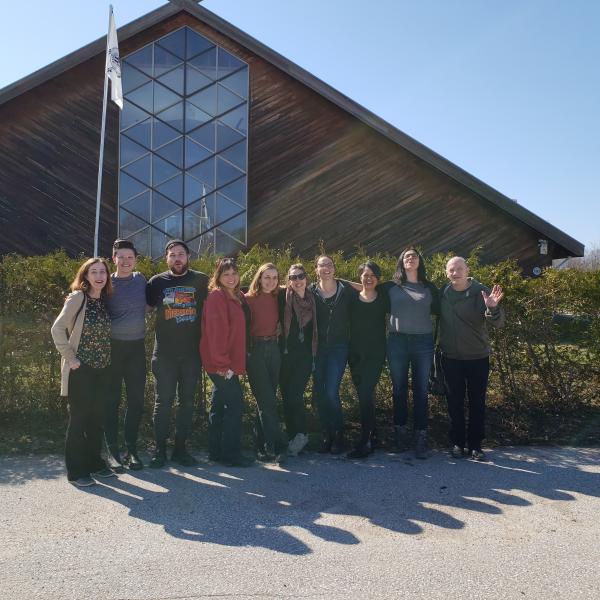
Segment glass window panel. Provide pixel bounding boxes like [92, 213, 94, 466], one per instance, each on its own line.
[156, 102, 184, 133]
[155, 137, 183, 168]
[151, 228, 169, 261]
[218, 213, 246, 244]
[185, 102, 212, 132]
[119, 172, 148, 202]
[157, 65, 185, 95]
[153, 155, 179, 186]
[216, 156, 243, 188]
[188, 85, 217, 116]
[121, 100, 150, 130]
[184, 173, 211, 205]
[219, 140, 246, 172]
[120, 209, 147, 238]
[156, 28, 186, 60]
[122, 190, 150, 222]
[220, 67, 248, 100]
[126, 227, 151, 258]
[187, 28, 215, 59]
[122, 154, 151, 186]
[189, 47, 217, 80]
[184, 194, 216, 240]
[122, 118, 151, 149]
[218, 177, 246, 208]
[215, 228, 245, 255]
[124, 45, 153, 76]
[154, 82, 181, 113]
[216, 194, 244, 227]
[219, 104, 247, 134]
[152, 191, 179, 223]
[126, 81, 153, 113]
[156, 174, 184, 204]
[187, 156, 215, 189]
[154, 45, 182, 78]
[217, 47, 245, 80]
[154, 211, 182, 239]
[185, 138, 212, 168]
[189, 121, 216, 151]
[217, 84, 244, 116]
[185, 64, 213, 95]
[122, 62, 151, 94]
[216, 121, 244, 152]
[120, 136, 149, 167]
[152, 118, 179, 149]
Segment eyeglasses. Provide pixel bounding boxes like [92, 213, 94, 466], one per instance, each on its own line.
[289, 273, 306, 281]
[403, 254, 419, 261]
[317, 262, 334, 269]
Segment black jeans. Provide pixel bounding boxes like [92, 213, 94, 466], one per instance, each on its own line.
[207, 373, 244, 462]
[247, 340, 287, 453]
[151, 353, 200, 445]
[280, 347, 313, 438]
[66, 363, 109, 480]
[105, 339, 146, 452]
[442, 356, 490, 451]
[349, 350, 385, 443]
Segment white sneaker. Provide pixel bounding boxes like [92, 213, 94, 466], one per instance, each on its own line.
[288, 433, 309, 456]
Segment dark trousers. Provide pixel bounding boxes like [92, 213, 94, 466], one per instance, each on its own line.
[247, 340, 287, 453]
[207, 373, 243, 462]
[442, 356, 490, 450]
[387, 333, 434, 430]
[66, 363, 109, 480]
[280, 347, 313, 438]
[151, 353, 200, 444]
[313, 344, 348, 434]
[349, 351, 385, 443]
[105, 339, 146, 452]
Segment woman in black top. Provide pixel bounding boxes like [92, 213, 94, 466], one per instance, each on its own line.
[347, 261, 390, 459]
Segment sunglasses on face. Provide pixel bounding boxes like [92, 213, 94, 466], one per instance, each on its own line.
[289, 273, 306, 281]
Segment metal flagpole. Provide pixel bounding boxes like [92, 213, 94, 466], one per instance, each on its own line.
[93, 5, 113, 258]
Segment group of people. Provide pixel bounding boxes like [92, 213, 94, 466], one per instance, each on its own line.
[51, 238, 505, 487]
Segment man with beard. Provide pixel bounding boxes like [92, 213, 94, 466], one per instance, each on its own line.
[146, 240, 209, 467]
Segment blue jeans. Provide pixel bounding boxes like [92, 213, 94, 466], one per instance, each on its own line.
[313, 344, 348, 433]
[386, 333, 434, 430]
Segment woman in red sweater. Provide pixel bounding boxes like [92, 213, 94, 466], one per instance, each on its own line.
[200, 258, 253, 467]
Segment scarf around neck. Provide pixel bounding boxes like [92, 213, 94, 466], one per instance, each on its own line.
[284, 287, 318, 356]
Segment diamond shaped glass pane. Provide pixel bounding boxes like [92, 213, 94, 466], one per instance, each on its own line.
[191, 230, 216, 257]
[219, 177, 246, 208]
[154, 211, 182, 238]
[155, 137, 183, 168]
[218, 214, 246, 244]
[122, 154, 151, 186]
[122, 62, 151, 94]
[124, 45, 153, 76]
[120, 209, 147, 238]
[185, 102, 212, 132]
[122, 118, 151, 149]
[154, 45, 182, 78]
[151, 228, 169, 260]
[119, 172, 148, 202]
[185, 64, 213, 95]
[126, 227, 150, 258]
[187, 28, 215, 59]
[216, 156, 243, 188]
[156, 102, 184, 132]
[157, 65, 184, 95]
[216, 121, 244, 152]
[189, 47, 217, 80]
[185, 138, 212, 168]
[152, 191, 179, 223]
[184, 173, 211, 205]
[156, 174, 183, 204]
[121, 100, 150, 130]
[189, 121, 215, 151]
[153, 118, 179, 149]
[216, 194, 244, 227]
[188, 157, 215, 189]
[156, 28, 186, 60]
[184, 194, 216, 240]
[188, 85, 217, 116]
[122, 190, 150, 222]
[215, 229, 245, 254]
[217, 47, 245, 80]
[220, 67, 248, 100]
[220, 104, 247, 134]
[120, 136, 149, 167]
[126, 81, 153, 113]
[153, 155, 179, 186]
[217, 85, 244, 116]
[154, 82, 181, 113]
[219, 140, 246, 172]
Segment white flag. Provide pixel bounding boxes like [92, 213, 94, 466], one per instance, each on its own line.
[106, 8, 123, 109]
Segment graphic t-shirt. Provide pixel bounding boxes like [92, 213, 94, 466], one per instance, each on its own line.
[146, 269, 209, 357]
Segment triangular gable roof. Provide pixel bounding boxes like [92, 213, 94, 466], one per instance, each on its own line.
[0, 0, 584, 256]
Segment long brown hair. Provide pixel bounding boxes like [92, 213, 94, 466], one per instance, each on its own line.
[247, 262, 279, 297]
[208, 257, 240, 293]
[70, 258, 112, 297]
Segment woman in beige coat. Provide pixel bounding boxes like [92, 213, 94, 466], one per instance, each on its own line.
[51, 258, 114, 487]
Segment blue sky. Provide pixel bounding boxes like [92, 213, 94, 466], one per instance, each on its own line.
[1, 0, 598, 252]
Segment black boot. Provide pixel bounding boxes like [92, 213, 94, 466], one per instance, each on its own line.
[318, 432, 333, 454]
[106, 445, 125, 473]
[330, 431, 346, 455]
[149, 441, 167, 469]
[393, 425, 410, 452]
[171, 437, 198, 467]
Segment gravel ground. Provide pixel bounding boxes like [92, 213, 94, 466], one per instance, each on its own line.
[1, 446, 599, 600]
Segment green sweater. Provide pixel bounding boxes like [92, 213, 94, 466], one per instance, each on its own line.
[439, 278, 505, 360]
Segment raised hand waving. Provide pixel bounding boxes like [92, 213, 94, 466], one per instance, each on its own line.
[481, 284, 504, 308]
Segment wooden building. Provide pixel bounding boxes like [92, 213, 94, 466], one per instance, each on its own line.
[0, 0, 584, 273]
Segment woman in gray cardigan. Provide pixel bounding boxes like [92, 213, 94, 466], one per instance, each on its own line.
[51, 258, 114, 487]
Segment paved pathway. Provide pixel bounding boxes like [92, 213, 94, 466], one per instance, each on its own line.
[1, 447, 599, 599]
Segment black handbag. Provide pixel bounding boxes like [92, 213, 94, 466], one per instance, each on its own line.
[428, 318, 448, 397]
